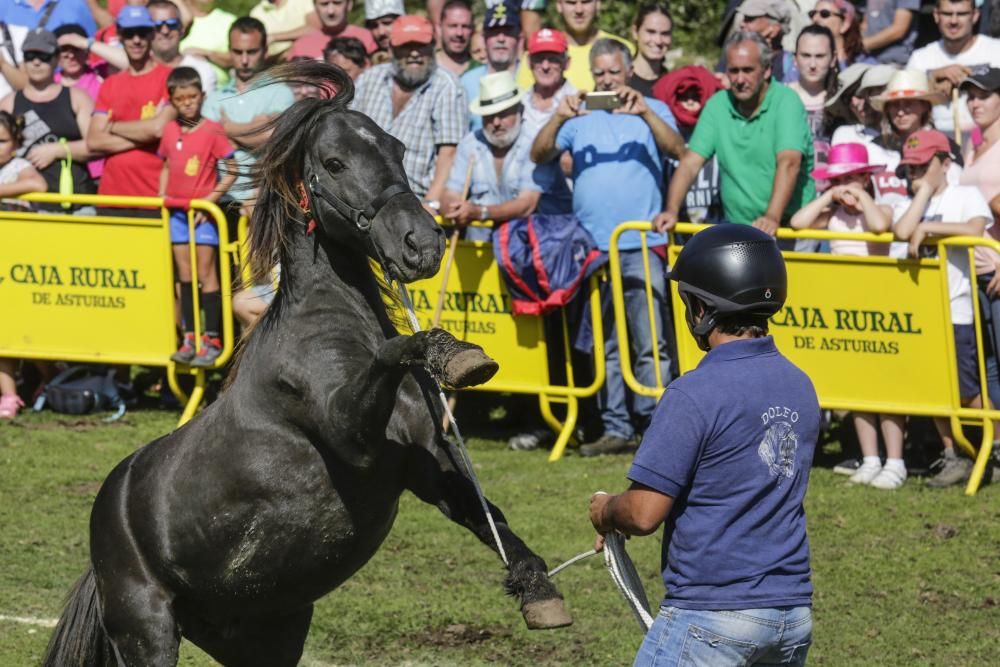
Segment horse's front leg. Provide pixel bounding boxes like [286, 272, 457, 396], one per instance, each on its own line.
[319, 329, 497, 465]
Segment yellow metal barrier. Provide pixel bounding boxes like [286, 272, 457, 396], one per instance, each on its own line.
[608, 221, 1000, 496]
[1, 193, 238, 426]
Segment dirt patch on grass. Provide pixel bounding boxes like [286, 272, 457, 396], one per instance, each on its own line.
[411, 623, 510, 647]
[63, 481, 102, 496]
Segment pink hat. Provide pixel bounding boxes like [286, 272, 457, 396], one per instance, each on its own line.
[811, 143, 884, 180]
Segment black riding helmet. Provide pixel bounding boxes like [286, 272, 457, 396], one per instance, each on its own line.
[668, 224, 787, 349]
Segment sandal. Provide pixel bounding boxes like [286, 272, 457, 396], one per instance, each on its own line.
[0, 394, 25, 419]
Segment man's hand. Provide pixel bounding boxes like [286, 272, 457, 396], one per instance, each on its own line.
[908, 224, 928, 258]
[26, 142, 64, 170]
[930, 64, 972, 96]
[444, 200, 477, 226]
[193, 210, 210, 225]
[555, 91, 586, 121]
[590, 491, 614, 534]
[752, 215, 780, 236]
[614, 85, 648, 116]
[652, 210, 678, 234]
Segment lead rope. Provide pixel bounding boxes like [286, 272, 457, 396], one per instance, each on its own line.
[390, 274, 509, 566]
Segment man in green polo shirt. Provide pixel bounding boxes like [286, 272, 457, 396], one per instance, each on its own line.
[655, 31, 814, 236]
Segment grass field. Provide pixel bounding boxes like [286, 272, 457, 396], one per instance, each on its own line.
[1, 409, 998, 666]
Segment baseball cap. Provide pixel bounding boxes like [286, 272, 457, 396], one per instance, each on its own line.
[365, 0, 404, 22]
[484, 1, 521, 31]
[390, 15, 434, 48]
[899, 130, 954, 166]
[22, 28, 58, 55]
[117, 5, 155, 30]
[528, 28, 568, 55]
[739, 0, 791, 30]
[960, 66, 1000, 93]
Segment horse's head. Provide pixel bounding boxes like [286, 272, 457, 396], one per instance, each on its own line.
[303, 111, 445, 281]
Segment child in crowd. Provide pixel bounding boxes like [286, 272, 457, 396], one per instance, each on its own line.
[158, 67, 237, 368]
[894, 129, 998, 488]
[0, 111, 47, 418]
[791, 142, 907, 488]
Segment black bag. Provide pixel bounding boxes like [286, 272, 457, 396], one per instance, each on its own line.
[33, 366, 126, 421]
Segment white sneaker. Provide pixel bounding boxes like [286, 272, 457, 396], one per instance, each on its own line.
[869, 466, 907, 490]
[848, 460, 882, 484]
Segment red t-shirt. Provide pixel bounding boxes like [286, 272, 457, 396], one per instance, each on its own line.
[157, 119, 235, 199]
[94, 64, 172, 197]
[288, 26, 377, 59]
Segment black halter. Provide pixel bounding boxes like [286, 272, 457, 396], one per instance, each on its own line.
[307, 172, 413, 234]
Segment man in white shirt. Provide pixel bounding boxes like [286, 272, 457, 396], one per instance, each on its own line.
[906, 0, 1000, 135]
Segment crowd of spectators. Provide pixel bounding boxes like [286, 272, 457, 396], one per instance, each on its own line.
[2, 0, 1000, 489]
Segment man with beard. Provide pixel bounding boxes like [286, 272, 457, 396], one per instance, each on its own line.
[436, 0, 475, 77]
[87, 6, 175, 216]
[657, 31, 814, 238]
[148, 0, 217, 93]
[288, 0, 376, 60]
[443, 71, 572, 241]
[364, 0, 404, 57]
[461, 1, 521, 130]
[531, 38, 683, 456]
[352, 15, 467, 211]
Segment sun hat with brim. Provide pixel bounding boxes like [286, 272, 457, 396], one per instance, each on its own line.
[857, 64, 898, 92]
[811, 142, 884, 180]
[960, 66, 1000, 93]
[869, 69, 946, 111]
[825, 62, 871, 109]
[470, 71, 524, 116]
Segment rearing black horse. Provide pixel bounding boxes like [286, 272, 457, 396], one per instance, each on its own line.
[43, 62, 570, 667]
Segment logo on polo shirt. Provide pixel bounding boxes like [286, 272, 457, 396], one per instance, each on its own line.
[141, 101, 156, 120]
[758, 405, 801, 484]
[185, 155, 199, 177]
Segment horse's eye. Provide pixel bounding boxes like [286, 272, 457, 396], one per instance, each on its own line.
[324, 158, 345, 174]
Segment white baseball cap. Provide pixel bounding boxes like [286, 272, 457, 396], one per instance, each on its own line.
[365, 0, 405, 21]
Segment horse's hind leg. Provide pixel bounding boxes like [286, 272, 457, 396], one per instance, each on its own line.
[399, 420, 572, 630]
[181, 605, 313, 667]
[98, 573, 180, 666]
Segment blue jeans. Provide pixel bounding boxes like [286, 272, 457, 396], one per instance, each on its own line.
[598, 248, 673, 439]
[634, 606, 812, 667]
[976, 273, 1000, 407]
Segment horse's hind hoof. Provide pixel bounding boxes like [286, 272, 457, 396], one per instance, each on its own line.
[522, 598, 573, 630]
[442, 347, 499, 388]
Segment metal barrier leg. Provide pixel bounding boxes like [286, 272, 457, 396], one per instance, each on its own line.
[539, 393, 564, 435]
[951, 415, 978, 459]
[965, 419, 993, 496]
[177, 369, 207, 427]
[548, 395, 579, 462]
[166, 362, 189, 406]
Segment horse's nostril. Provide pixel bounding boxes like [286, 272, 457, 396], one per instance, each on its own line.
[404, 231, 419, 254]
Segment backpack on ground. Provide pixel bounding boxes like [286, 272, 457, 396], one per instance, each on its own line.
[33, 365, 127, 421]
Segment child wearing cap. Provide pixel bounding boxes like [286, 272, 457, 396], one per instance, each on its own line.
[895, 128, 999, 488]
[791, 143, 908, 488]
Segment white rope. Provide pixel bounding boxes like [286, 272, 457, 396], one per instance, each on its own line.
[392, 277, 509, 566]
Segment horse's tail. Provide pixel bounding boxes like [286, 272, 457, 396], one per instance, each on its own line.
[41, 566, 117, 667]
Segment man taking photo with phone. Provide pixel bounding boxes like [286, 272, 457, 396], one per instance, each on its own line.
[531, 38, 685, 457]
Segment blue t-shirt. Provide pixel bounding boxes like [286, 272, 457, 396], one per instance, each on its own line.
[863, 0, 921, 65]
[628, 336, 819, 611]
[555, 99, 676, 251]
[3, 0, 97, 35]
[460, 65, 487, 131]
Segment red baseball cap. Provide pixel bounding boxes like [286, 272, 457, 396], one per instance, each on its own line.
[528, 28, 568, 55]
[390, 15, 434, 48]
[899, 130, 954, 166]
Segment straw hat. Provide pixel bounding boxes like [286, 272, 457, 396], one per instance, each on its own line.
[811, 142, 884, 180]
[469, 71, 524, 116]
[869, 69, 946, 111]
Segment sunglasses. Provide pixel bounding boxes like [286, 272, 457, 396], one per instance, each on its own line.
[153, 18, 181, 31]
[809, 9, 844, 19]
[23, 51, 55, 63]
[119, 27, 154, 40]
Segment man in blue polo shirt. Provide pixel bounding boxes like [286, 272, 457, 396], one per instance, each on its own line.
[531, 37, 685, 456]
[2, 0, 97, 36]
[589, 224, 819, 666]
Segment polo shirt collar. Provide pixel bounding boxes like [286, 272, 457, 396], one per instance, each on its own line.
[698, 336, 777, 367]
[727, 77, 777, 121]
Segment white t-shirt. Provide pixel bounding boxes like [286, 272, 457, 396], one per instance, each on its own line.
[0, 23, 28, 101]
[0, 156, 34, 209]
[906, 36, 1000, 134]
[902, 184, 993, 324]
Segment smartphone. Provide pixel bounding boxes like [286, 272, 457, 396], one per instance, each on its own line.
[585, 91, 621, 111]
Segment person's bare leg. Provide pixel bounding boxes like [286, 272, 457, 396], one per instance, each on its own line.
[849, 413, 882, 483]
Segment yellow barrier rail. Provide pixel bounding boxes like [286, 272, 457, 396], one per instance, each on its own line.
[2, 193, 239, 426]
[608, 221, 1000, 495]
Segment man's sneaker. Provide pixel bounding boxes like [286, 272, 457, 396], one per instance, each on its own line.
[870, 466, 907, 490]
[190, 335, 223, 368]
[508, 429, 553, 451]
[926, 456, 972, 489]
[579, 434, 636, 458]
[170, 333, 196, 365]
[833, 458, 861, 476]
[848, 460, 882, 485]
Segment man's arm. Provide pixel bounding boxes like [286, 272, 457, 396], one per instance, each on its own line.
[108, 105, 177, 144]
[87, 0, 114, 28]
[221, 111, 280, 149]
[590, 484, 674, 538]
[0, 60, 26, 91]
[530, 92, 584, 164]
[862, 9, 914, 53]
[87, 112, 139, 154]
[425, 144, 457, 203]
[616, 86, 685, 159]
[445, 191, 542, 224]
[653, 150, 708, 232]
[754, 149, 802, 236]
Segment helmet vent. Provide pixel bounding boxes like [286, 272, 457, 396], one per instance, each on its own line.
[729, 241, 774, 263]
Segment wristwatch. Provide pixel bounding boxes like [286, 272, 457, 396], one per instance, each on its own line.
[479, 204, 489, 221]
[424, 199, 440, 212]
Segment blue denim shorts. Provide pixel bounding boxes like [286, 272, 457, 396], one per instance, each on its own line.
[634, 605, 812, 666]
[170, 209, 219, 246]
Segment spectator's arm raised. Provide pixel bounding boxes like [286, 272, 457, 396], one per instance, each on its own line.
[530, 91, 585, 164]
[58, 33, 128, 71]
[615, 85, 685, 159]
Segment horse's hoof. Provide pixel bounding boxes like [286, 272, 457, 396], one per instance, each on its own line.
[441, 348, 499, 388]
[522, 598, 573, 630]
